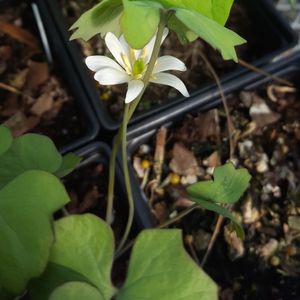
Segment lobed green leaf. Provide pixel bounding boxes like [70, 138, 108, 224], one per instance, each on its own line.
[49, 214, 116, 300]
[70, 0, 122, 41]
[0, 130, 81, 189]
[0, 125, 12, 156]
[175, 8, 246, 62]
[121, 0, 160, 48]
[49, 282, 104, 300]
[117, 229, 217, 300]
[190, 197, 245, 239]
[0, 171, 69, 295]
[187, 163, 251, 204]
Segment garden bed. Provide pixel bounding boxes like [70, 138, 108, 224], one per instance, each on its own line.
[0, 1, 98, 152]
[129, 69, 300, 298]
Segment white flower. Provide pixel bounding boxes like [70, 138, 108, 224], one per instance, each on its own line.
[85, 29, 190, 103]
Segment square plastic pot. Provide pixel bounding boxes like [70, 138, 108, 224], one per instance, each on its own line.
[43, 0, 297, 132]
[126, 52, 300, 226]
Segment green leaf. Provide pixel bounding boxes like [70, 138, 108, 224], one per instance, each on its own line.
[0, 287, 14, 300]
[175, 8, 246, 61]
[70, 0, 122, 41]
[117, 229, 217, 300]
[49, 282, 105, 300]
[0, 171, 69, 295]
[0, 134, 62, 189]
[187, 163, 251, 204]
[210, 0, 234, 25]
[121, 0, 160, 48]
[49, 214, 115, 300]
[146, 0, 233, 25]
[168, 14, 198, 44]
[0, 125, 12, 156]
[54, 153, 82, 178]
[190, 197, 245, 239]
[29, 263, 93, 300]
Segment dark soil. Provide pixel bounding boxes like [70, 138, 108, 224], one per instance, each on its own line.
[60, 0, 279, 121]
[63, 158, 129, 251]
[0, 3, 85, 148]
[131, 80, 300, 299]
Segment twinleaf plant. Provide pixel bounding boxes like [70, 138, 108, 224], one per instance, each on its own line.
[72, 0, 250, 296]
[0, 0, 252, 299]
[0, 126, 217, 299]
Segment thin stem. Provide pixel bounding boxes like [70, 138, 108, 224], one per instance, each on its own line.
[158, 204, 200, 228]
[116, 104, 133, 253]
[201, 215, 224, 267]
[106, 12, 168, 224]
[238, 58, 293, 87]
[106, 129, 122, 223]
[114, 204, 200, 260]
[199, 50, 235, 159]
[114, 12, 169, 251]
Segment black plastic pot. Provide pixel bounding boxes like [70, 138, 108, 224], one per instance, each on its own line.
[44, 0, 296, 132]
[36, 0, 101, 153]
[70, 142, 154, 230]
[0, 0, 99, 153]
[126, 52, 300, 224]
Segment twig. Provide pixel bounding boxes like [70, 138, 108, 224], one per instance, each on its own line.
[238, 58, 293, 87]
[153, 127, 167, 184]
[114, 204, 200, 260]
[199, 50, 235, 160]
[0, 82, 21, 94]
[201, 215, 224, 267]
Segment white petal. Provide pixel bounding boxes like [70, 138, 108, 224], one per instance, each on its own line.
[144, 28, 169, 64]
[105, 32, 128, 69]
[94, 67, 130, 85]
[153, 55, 187, 74]
[119, 35, 130, 58]
[125, 80, 144, 103]
[150, 72, 190, 97]
[85, 56, 124, 72]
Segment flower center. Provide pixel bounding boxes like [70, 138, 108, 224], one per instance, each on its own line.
[132, 58, 145, 77]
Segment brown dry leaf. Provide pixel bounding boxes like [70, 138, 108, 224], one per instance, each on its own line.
[0, 21, 40, 50]
[1, 93, 19, 117]
[153, 202, 169, 224]
[173, 110, 219, 143]
[249, 96, 281, 133]
[224, 225, 245, 260]
[78, 186, 101, 213]
[257, 239, 278, 258]
[25, 61, 49, 90]
[0, 45, 12, 61]
[4, 110, 39, 136]
[9, 68, 28, 90]
[30, 93, 54, 116]
[203, 151, 220, 168]
[169, 143, 199, 176]
[193, 110, 219, 141]
[174, 197, 194, 208]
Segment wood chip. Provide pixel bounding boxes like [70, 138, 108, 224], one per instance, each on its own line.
[0, 21, 40, 50]
[25, 61, 49, 90]
[30, 92, 54, 116]
[4, 110, 39, 136]
[169, 143, 199, 176]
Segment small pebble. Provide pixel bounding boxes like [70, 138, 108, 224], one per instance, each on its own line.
[270, 255, 280, 267]
[141, 159, 151, 169]
[170, 173, 181, 185]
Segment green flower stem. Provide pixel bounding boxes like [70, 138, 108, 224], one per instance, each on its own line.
[106, 11, 169, 240]
[116, 104, 132, 252]
[106, 129, 122, 223]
